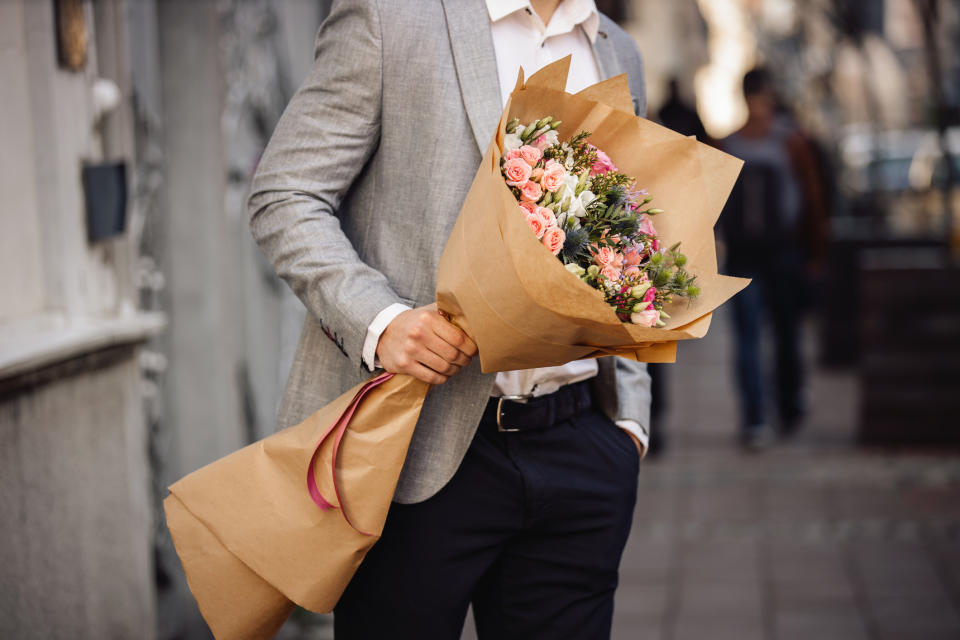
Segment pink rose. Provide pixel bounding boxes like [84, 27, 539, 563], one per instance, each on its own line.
[505, 149, 523, 162]
[600, 264, 622, 281]
[637, 214, 657, 238]
[504, 157, 532, 186]
[541, 226, 565, 255]
[525, 212, 547, 239]
[593, 246, 624, 270]
[519, 180, 543, 202]
[589, 146, 618, 176]
[535, 206, 557, 228]
[631, 308, 660, 327]
[518, 201, 537, 215]
[519, 145, 543, 166]
[540, 160, 566, 192]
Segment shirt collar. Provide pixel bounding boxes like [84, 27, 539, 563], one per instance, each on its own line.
[485, 0, 600, 42]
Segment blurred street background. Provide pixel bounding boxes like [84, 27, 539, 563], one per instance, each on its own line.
[1, 1, 958, 638]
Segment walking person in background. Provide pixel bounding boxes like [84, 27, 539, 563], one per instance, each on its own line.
[248, 0, 651, 637]
[719, 68, 827, 450]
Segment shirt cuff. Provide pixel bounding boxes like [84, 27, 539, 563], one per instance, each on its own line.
[362, 303, 412, 371]
[615, 419, 649, 459]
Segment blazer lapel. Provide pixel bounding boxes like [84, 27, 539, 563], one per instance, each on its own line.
[440, 0, 504, 152]
[591, 28, 621, 82]
[591, 26, 644, 116]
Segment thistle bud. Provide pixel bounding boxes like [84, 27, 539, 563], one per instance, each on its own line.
[686, 285, 701, 298]
[649, 253, 663, 265]
[675, 254, 688, 267]
[532, 126, 551, 141]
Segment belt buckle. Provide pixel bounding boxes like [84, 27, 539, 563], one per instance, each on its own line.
[497, 394, 532, 433]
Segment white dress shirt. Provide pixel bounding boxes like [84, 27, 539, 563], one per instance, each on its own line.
[362, 0, 648, 452]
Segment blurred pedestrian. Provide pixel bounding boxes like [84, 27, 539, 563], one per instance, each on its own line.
[657, 76, 709, 144]
[719, 67, 827, 449]
[248, 0, 651, 637]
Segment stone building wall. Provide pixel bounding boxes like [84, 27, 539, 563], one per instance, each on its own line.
[0, 0, 161, 636]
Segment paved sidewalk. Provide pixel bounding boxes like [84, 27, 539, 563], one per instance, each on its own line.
[606, 310, 960, 640]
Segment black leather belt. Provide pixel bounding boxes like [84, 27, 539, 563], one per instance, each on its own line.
[481, 381, 592, 433]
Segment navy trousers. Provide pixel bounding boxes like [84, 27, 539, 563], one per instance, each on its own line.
[333, 390, 639, 639]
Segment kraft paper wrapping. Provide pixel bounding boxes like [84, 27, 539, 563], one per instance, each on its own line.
[165, 57, 747, 639]
[437, 57, 748, 372]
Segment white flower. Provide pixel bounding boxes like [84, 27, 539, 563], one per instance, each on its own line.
[540, 129, 559, 148]
[567, 189, 595, 220]
[565, 262, 586, 277]
[503, 132, 523, 152]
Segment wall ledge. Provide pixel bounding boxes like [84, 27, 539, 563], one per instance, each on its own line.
[0, 311, 167, 383]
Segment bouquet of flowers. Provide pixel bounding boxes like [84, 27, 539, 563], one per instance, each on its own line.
[501, 117, 700, 328]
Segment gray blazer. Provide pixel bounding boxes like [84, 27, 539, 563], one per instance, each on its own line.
[248, 0, 652, 504]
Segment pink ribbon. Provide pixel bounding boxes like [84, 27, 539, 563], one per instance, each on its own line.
[306, 372, 395, 536]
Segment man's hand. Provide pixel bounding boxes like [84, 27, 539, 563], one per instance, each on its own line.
[624, 430, 646, 457]
[376, 304, 477, 385]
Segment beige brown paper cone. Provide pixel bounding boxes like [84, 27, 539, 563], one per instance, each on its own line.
[165, 374, 429, 637]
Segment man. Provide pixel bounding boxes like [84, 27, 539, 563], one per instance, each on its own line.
[719, 68, 826, 449]
[248, 1, 651, 637]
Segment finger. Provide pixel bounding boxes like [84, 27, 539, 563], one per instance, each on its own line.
[421, 331, 473, 370]
[420, 330, 461, 365]
[430, 315, 478, 357]
[414, 347, 462, 378]
[406, 362, 449, 385]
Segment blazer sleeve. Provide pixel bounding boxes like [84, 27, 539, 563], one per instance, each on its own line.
[247, 0, 402, 371]
[613, 357, 652, 433]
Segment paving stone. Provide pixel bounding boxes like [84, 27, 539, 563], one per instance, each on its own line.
[611, 616, 663, 640]
[671, 614, 765, 640]
[868, 594, 960, 638]
[775, 609, 869, 640]
[614, 583, 669, 619]
[676, 582, 763, 618]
